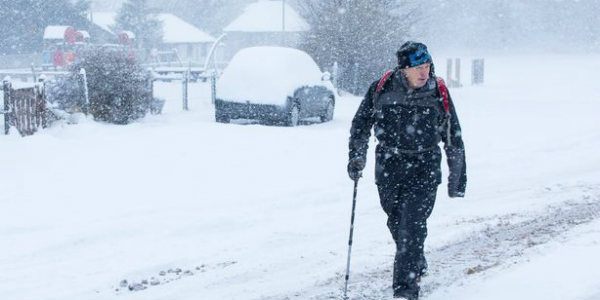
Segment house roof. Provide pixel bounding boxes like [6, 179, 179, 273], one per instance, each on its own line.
[90, 12, 116, 34]
[43, 26, 72, 40]
[78, 30, 90, 39]
[224, 0, 309, 33]
[90, 12, 215, 44]
[158, 14, 215, 43]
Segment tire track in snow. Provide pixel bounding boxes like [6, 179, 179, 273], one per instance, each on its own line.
[279, 184, 600, 300]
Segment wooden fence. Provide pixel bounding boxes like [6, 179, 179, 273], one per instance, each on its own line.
[2, 80, 47, 136]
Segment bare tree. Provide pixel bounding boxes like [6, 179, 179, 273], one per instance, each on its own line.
[114, 0, 163, 52]
[297, 0, 420, 94]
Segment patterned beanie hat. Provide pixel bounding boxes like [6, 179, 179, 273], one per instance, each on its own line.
[397, 41, 432, 68]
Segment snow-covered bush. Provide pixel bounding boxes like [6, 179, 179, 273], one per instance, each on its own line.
[69, 46, 153, 124]
[45, 76, 83, 113]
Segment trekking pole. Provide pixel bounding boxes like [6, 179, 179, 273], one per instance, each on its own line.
[343, 178, 359, 300]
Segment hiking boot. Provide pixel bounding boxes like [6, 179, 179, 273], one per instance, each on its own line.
[394, 288, 419, 300]
[394, 283, 419, 300]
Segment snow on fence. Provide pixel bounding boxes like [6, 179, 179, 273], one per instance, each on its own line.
[152, 68, 217, 110]
[446, 58, 462, 88]
[1, 64, 166, 136]
[472, 58, 485, 85]
[445, 58, 486, 87]
[2, 78, 47, 136]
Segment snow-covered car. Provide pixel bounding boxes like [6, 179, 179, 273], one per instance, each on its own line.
[215, 47, 336, 126]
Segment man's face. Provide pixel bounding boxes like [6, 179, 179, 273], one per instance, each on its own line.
[403, 62, 431, 89]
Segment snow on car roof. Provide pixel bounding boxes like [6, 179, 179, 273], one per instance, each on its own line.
[217, 47, 332, 106]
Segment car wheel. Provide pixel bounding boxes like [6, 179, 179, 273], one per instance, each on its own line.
[286, 103, 300, 127]
[320, 98, 335, 122]
[215, 107, 231, 123]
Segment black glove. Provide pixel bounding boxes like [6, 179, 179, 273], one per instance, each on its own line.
[446, 148, 466, 198]
[448, 170, 466, 198]
[448, 183, 465, 198]
[448, 190, 465, 198]
[347, 156, 366, 181]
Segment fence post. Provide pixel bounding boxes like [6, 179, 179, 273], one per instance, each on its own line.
[446, 58, 453, 87]
[471, 58, 485, 85]
[148, 76, 154, 113]
[37, 75, 47, 129]
[332, 61, 339, 89]
[31, 63, 37, 83]
[3, 77, 11, 135]
[182, 68, 189, 110]
[210, 70, 216, 104]
[78, 68, 89, 115]
[25, 92, 32, 135]
[455, 58, 462, 87]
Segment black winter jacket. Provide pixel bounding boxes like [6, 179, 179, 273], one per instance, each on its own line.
[349, 70, 467, 196]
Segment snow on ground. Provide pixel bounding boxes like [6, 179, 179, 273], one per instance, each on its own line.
[1, 55, 600, 299]
[429, 217, 600, 300]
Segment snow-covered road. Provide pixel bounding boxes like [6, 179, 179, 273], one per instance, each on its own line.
[290, 183, 600, 300]
[1, 54, 600, 299]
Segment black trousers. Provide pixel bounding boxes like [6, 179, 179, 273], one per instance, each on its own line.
[377, 184, 437, 295]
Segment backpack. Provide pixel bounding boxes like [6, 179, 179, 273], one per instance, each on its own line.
[373, 70, 453, 146]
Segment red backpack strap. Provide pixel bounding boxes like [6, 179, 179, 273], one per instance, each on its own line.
[371, 71, 393, 119]
[436, 77, 450, 115]
[437, 77, 453, 146]
[376, 70, 393, 94]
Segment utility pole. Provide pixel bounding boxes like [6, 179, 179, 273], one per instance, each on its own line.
[281, 0, 286, 45]
[89, 1, 93, 23]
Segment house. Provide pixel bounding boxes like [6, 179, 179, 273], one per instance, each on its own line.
[222, 0, 309, 60]
[156, 14, 216, 64]
[43, 26, 74, 43]
[42, 26, 92, 68]
[89, 12, 215, 64]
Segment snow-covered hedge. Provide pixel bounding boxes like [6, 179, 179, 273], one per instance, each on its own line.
[45, 76, 82, 113]
[69, 47, 153, 124]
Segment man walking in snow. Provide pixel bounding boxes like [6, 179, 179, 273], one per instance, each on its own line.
[347, 41, 467, 299]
